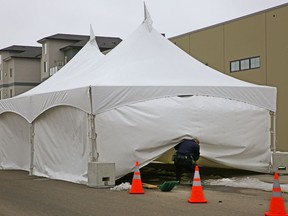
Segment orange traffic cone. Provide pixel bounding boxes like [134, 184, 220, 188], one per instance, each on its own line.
[265, 172, 288, 216]
[129, 161, 144, 194]
[188, 165, 207, 203]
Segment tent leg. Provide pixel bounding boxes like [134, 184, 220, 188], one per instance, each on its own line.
[88, 86, 98, 162]
[29, 123, 35, 175]
[87, 114, 116, 188]
[88, 114, 98, 162]
[87, 87, 115, 187]
[270, 111, 277, 153]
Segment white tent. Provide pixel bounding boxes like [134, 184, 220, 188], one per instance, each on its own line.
[0, 26, 103, 181]
[0, 7, 277, 183]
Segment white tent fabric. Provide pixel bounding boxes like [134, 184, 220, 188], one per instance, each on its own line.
[33, 106, 89, 183]
[0, 113, 30, 170]
[0, 10, 277, 183]
[96, 96, 271, 177]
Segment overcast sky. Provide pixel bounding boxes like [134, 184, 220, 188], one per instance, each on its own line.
[1, 0, 288, 49]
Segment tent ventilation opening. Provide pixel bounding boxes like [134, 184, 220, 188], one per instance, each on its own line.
[103, 177, 110, 186]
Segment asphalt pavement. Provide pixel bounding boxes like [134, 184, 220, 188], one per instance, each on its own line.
[1, 167, 288, 216]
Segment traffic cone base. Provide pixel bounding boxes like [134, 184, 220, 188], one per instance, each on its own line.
[264, 172, 288, 216]
[265, 197, 288, 216]
[188, 186, 207, 203]
[188, 165, 207, 203]
[129, 161, 144, 194]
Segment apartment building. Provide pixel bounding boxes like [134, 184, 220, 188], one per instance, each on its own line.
[170, 3, 288, 152]
[38, 34, 122, 81]
[0, 34, 122, 99]
[0, 46, 41, 99]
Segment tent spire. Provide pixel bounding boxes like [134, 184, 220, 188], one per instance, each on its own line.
[90, 24, 100, 50]
[90, 24, 96, 42]
[143, 2, 153, 32]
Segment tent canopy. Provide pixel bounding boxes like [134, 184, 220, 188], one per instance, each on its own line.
[89, 20, 276, 114]
[0, 7, 276, 122]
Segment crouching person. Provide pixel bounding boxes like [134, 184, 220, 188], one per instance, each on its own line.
[173, 138, 200, 184]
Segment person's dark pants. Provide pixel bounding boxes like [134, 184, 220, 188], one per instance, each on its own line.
[175, 159, 195, 182]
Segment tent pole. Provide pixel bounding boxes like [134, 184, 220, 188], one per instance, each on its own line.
[29, 122, 35, 175]
[88, 86, 98, 162]
[89, 114, 97, 162]
[270, 111, 276, 153]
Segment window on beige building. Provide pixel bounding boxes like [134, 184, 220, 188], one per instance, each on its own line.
[9, 68, 12, 77]
[230, 56, 260, 72]
[230, 61, 240, 72]
[240, 59, 250, 70]
[0, 90, 2, 100]
[10, 89, 12, 98]
[250, 57, 260, 69]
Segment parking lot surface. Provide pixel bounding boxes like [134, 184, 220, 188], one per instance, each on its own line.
[1, 168, 286, 216]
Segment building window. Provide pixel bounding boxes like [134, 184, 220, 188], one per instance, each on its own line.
[44, 43, 47, 54]
[44, 61, 47, 73]
[230, 56, 260, 73]
[0, 90, 2, 100]
[0, 69, 2, 80]
[230, 61, 240, 72]
[250, 57, 260, 69]
[9, 68, 12, 77]
[240, 59, 250, 70]
[10, 89, 13, 98]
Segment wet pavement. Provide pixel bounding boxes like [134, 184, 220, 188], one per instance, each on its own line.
[0, 164, 288, 216]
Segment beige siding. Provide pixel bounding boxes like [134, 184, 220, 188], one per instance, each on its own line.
[171, 35, 190, 54]
[0, 51, 41, 99]
[14, 58, 40, 82]
[189, 26, 225, 72]
[171, 26, 225, 73]
[266, 6, 288, 151]
[0, 52, 10, 85]
[41, 40, 72, 81]
[7, 60, 15, 84]
[14, 86, 35, 96]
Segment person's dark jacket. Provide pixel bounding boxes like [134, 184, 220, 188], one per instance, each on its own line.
[174, 139, 200, 161]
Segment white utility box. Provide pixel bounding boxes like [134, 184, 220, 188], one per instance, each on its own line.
[272, 152, 288, 174]
[87, 162, 115, 188]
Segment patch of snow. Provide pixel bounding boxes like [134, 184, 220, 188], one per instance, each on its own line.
[110, 182, 131, 191]
[204, 177, 288, 192]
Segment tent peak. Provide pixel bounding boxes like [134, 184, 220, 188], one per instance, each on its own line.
[89, 24, 95, 42]
[89, 24, 100, 50]
[143, 2, 153, 32]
